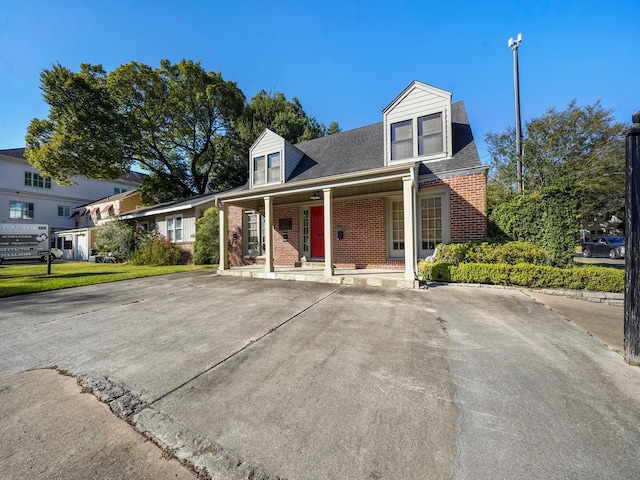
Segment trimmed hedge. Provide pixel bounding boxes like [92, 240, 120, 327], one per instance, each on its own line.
[435, 241, 548, 266]
[418, 260, 624, 293]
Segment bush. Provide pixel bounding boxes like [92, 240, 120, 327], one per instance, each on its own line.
[434, 241, 548, 266]
[417, 259, 624, 293]
[130, 229, 186, 266]
[193, 207, 220, 265]
[95, 220, 135, 261]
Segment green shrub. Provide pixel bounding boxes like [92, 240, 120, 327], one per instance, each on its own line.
[96, 220, 135, 261]
[434, 240, 548, 266]
[417, 260, 623, 293]
[193, 207, 220, 265]
[130, 229, 186, 266]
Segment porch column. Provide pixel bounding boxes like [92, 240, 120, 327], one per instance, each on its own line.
[402, 175, 416, 282]
[218, 203, 228, 271]
[323, 188, 334, 277]
[264, 196, 274, 273]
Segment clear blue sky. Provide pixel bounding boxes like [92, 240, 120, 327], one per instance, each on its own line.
[1, 0, 638, 163]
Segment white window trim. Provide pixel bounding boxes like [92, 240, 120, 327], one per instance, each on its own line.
[417, 187, 450, 258]
[166, 214, 183, 243]
[386, 196, 405, 259]
[385, 109, 451, 165]
[243, 210, 265, 258]
[252, 150, 282, 187]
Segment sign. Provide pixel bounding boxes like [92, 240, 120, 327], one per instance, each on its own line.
[0, 224, 50, 260]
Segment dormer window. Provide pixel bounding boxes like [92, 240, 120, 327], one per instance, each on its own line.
[418, 113, 443, 156]
[391, 120, 413, 160]
[253, 151, 281, 186]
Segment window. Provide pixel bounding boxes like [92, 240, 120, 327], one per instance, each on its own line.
[9, 201, 34, 219]
[244, 211, 265, 257]
[302, 209, 310, 256]
[114, 187, 127, 194]
[58, 206, 71, 217]
[253, 156, 265, 185]
[391, 120, 413, 160]
[391, 200, 405, 252]
[420, 197, 443, 252]
[166, 216, 183, 242]
[267, 152, 281, 183]
[418, 113, 443, 156]
[253, 151, 281, 186]
[25, 172, 51, 189]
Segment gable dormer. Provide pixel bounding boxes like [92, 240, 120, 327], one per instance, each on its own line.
[249, 129, 304, 189]
[382, 81, 453, 166]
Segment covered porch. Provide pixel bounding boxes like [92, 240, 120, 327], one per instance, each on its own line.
[217, 163, 420, 283]
[217, 264, 418, 289]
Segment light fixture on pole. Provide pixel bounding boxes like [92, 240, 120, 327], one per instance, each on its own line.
[508, 33, 524, 195]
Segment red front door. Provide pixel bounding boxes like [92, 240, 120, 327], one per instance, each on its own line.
[310, 206, 324, 258]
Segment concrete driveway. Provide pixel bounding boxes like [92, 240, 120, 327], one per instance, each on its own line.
[1, 271, 640, 479]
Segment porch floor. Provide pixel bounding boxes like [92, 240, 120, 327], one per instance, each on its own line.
[217, 265, 418, 289]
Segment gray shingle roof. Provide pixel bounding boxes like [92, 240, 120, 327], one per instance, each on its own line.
[120, 193, 218, 217]
[287, 100, 481, 182]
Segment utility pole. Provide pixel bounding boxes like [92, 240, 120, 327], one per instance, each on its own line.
[625, 111, 640, 366]
[508, 33, 524, 195]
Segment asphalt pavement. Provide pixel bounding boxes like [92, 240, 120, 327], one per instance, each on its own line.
[1, 271, 638, 479]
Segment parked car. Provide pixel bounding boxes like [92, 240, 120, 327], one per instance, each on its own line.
[39, 247, 64, 262]
[581, 236, 625, 259]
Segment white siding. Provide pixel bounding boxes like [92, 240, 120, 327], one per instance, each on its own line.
[284, 142, 304, 181]
[250, 130, 285, 188]
[383, 82, 453, 165]
[0, 154, 138, 233]
[157, 210, 197, 244]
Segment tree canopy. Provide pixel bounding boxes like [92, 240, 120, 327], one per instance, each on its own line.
[485, 100, 626, 228]
[26, 61, 338, 202]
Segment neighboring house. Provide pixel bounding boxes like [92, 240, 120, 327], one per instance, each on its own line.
[120, 193, 218, 258]
[55, 190, 144, 260]
[0, 148, 145, 248]
[216, 81, 488, 282]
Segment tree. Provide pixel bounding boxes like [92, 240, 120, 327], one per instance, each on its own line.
[213, 90, 340, 191]
[26, 60, 245, 202]
[95, 219, 135, 261]
[485, 100, 626, 227]
[193, 207, 220, 265]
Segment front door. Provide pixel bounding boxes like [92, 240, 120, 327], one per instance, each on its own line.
[310, 206, 324, 258]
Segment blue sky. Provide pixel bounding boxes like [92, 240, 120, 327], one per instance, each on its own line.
[1, 0, 638, 163]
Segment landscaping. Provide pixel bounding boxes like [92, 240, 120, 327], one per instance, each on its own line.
[0, 261, 213, 298]
[418, 241, 624, 293]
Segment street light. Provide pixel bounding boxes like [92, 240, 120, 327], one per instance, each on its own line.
[508, 33, 524, 195]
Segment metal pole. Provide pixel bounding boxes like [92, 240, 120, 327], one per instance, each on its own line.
[509, 34, 524, 194]
[625, 111, 640, 366]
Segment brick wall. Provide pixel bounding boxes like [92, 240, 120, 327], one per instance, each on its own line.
[273, 206, 300, 266]
[419, 172, 487, 242]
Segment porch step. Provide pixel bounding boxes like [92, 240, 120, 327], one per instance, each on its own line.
[295, 261, 325, 268]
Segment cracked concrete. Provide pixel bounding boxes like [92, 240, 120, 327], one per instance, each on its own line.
[2, 271, 640, 479]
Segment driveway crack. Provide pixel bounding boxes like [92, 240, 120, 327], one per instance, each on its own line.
[148, 285, 346, 406]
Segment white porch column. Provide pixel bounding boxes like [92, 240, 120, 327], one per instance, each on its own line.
[218, 203, 228, 271]
[402, 175, 416, 282]
[323, 188, 334, 277]
[264, 196, 274, 273]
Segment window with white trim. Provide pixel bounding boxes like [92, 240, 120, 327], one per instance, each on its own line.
[391, 120, 413, 160]
[253, 151, 281, 186]
[387, 198, 405, 258]
[25, 172, 51, 189]
[10, 201, 34, 219]
[166, 215, 183, 242]
[244, 211, 265, 257]
[58, 206, 71, 217]
[418, 113, 443, 156]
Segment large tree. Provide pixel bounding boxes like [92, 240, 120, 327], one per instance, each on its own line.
[26, 60, 245, 202]
[210, 90, 340, 191]
[485, 100, 626, 227]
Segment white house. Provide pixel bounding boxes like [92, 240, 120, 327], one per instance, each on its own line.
[0, 148, 145, 248]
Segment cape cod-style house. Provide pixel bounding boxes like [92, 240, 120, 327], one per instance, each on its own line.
[215, 81, 488, 283]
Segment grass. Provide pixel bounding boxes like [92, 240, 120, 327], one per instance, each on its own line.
[0, 261, 213, 298]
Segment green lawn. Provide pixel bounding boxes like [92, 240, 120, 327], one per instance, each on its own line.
[0, 261, 214, 298]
